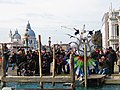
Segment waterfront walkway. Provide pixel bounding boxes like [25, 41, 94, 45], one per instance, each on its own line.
[0, 63, 119, 75]
[0, 66, 17, 76]
[1, 63, 119, 75]
[0, 64, 120, 85]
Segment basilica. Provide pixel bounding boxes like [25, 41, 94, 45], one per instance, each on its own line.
[9, 21, 37, 50]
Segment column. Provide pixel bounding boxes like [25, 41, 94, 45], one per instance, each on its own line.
[113, 23, 115, 39]
[117, 16, 120, 54]
[109, 20, 112, 39]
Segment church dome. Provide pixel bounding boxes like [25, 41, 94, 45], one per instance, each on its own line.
[23, 21, 36, 38]
[28, 29, 35, 37]
[13, 29, 21, 39]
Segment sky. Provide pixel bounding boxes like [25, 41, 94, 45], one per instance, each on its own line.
[0, 0, 120, 45]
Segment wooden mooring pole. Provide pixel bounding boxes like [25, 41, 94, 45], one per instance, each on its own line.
[70, 53, 75, 90]
[52, 44, 55, 86]
[38, 35, 43, 89]
[1, 44, 6, 88]
[84, 41, 87, 87]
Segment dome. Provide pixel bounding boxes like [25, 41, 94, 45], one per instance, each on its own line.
[28, 29, 35, 37]
[23, 21, 36, 38]
[13, 29, 21, 39]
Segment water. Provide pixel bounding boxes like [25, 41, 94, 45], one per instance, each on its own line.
[2, 83, 70, 90]
[1, 83, 120, 90]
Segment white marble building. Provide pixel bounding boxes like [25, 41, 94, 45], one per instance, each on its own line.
[9, 21, 37, 50]
[101, 8, 120, 50]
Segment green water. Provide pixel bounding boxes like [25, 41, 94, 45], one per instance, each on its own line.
[2, 83, 70, 90]
[1, 83, 120, 90]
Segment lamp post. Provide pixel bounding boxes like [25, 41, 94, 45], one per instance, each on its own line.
[26, 37, 28, 51]
[48, 37, 51, 47]
[60, 41, 62, 44]
[25, 33, 29, 51]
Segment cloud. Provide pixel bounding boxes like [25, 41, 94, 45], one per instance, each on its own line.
[25, 12, 55, 19]
[0, 0, 120, 44]
[0, 0, 23, 4]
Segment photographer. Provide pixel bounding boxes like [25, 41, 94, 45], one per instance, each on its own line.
[3, 44, 10, 75]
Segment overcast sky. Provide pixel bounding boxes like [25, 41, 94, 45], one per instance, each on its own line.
[0, 0, 120, 45]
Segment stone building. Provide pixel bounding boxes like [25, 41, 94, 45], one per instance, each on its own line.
[9, 21, 37, 51]
[101, 8, 120, 50]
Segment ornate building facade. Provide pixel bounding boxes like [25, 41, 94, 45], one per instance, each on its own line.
[101, 8, 120, 50]
[9, 21, 37, 50]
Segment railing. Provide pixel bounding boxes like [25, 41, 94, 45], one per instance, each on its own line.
[110, 36, 119, 39]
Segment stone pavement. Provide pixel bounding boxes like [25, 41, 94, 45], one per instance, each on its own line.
[0, 66, 17, 76]
[0, 62, 119, 76]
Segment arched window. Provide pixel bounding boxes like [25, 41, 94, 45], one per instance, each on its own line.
[29, 40, 32, 44]
[116, 24, 119, 36]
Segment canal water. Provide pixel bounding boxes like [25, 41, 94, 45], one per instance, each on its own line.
[1, 82, 120, 90]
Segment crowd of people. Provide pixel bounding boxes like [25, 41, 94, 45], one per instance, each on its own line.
[90, 47, 118, 75]
[2, 43, 119, 76]
[3, 44, 72, 76]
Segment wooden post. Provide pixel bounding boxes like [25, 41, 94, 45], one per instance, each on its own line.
[52, 44, 55, 86]
[84, 42, 87, 87]
[1, 44, 6, 88]
[38, 35, 43, 89]
[70, 53, 75, 90]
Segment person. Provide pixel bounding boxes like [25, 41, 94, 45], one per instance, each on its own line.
[116, 47, 120, 74]
[10, 51, 17, 70]
[55, 47, 63, 74]
[3, 44, 10, 75]
[34, 50, 39, 75]
[105, 47, 118, 74]
[98, 55, 110, 75]
[16, 50, 25, 76]
[117, 58, 120, 74]
[41, 48, 51, 75]
[46, 51, 52, 75]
